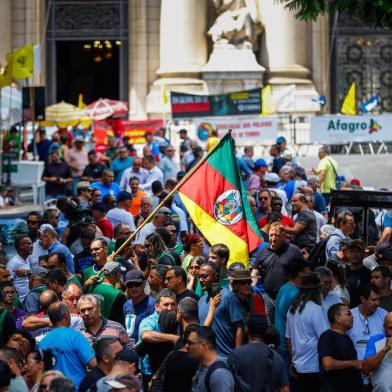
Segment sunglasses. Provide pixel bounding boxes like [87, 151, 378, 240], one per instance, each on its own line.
[259, 197, 269, 200]
[197, 273, 209, 279]
[27, 220, 39, 225]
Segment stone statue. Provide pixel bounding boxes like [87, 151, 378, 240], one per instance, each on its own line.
[208, 0, 263, 50]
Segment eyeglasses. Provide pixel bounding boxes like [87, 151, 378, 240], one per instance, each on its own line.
[259, 197, 269, 200]
[27, 220, 39, 225]
[272, 203, 282, 207]
[197, 273, 209, 279]
[237, 280, 252, 285]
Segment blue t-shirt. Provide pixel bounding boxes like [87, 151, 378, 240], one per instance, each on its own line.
[110, 157, 133, 184]
[198, 287, 243, 359]
[274, 282, 299, 353]
[38, 327, 94, 388]
[91, 181, 121, 200]
[49, 241, 75, 273]
[123, 296, 156, 341]
[314, 192, 328, 214]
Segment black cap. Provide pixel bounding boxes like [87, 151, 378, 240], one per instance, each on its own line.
[247, 315, 268, 338]
[116, 348, 139, 364]
[125, 270, 144, 284]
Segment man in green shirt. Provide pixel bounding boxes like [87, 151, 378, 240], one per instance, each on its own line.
[92, 262, 126, 324]
[83, 239, 109, 291]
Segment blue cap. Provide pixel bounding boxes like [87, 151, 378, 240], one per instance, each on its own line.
[117, 191, 133, 202]
[276, 136, 286, 144]
[254, 159, 269, 168]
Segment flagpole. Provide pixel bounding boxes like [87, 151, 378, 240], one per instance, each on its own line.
[111, 128, 233, 259]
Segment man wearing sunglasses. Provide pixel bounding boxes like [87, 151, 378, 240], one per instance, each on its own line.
[26, 212, 42, 242]
[123, 270, 156, 342]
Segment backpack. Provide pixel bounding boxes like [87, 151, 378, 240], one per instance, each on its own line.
[204, 360, 250, 392]
[308, 233, 341, 270]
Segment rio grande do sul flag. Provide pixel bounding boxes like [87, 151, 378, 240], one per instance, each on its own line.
[178, 133, 262, 266]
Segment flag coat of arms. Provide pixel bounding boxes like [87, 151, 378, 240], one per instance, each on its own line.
[178, 134, 262, 265]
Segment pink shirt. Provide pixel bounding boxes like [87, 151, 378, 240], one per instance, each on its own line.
[67, 147, 88, 176]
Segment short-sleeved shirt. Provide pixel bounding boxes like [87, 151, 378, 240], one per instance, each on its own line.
[275, 282, 299, 352]
[254, 242, 304, 299]
[91, 181, 121, 200]
[285, 300, 328, 373]
[106, 207, 136, 231]
[48, 241, 75, 273]
[82, 163, 105, 180]
[38, 326, 95, 388]
[42, 161, 72, 195]
[67, 147, 88, 177]
[227, 343, 288, 392]
[293, 208, 317, 252]
[7, 254, 30, 301]
[138, 311, 160, 375]
[364, 333, 392, 390]
[192, 361, 235, 392]
[198, 287, 243, 359]
[348, 306, 387, 360]
[316, 156, 338, 193]
[379, 293, 392, 312]
[123, 295, 156, 341]
[176, 289, 199, 304]
[110, 156, 133, 184]
[318, 329, 363, 392]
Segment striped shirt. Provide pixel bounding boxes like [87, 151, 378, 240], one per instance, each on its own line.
[77, 317, 132, 349]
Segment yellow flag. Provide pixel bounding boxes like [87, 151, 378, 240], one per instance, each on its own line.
[162, 84, 169, 105]
[78, 93, 86, 109]
[7, 44, 34, 80]
[341, 82, 357, 115]
[0, 62, 13, 88]
[261, 85, 275, 115]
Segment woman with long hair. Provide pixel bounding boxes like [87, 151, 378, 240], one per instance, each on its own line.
[23, 350, 53, 392]
[181, 233, 204, 271]
[145, 233, 176, 266]
[36, 370, 65, 392]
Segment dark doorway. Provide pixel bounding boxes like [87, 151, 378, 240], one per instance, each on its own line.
[56, 41, 120, 105]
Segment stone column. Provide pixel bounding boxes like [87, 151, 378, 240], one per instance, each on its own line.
[157, 0, 207, 77]
[129, 0, 148, 119]
[260, 0, 311, 84]
[0, 0, 12, 64]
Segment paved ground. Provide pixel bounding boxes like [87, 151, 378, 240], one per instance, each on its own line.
[300, 154, 392, 190]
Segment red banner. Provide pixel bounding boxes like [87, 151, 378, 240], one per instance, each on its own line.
[93, 119, 164, 146]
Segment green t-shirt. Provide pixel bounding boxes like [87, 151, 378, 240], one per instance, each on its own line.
[67, 275, 83, 290]
[172, 243, 184, 256]
[316, 156, 338, 193]
[92, 282, 126, 323]
[181, 254, 193, 271]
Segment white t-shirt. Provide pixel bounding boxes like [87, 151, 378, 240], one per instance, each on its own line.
[286, 300, 328, 373]
[106, 207, 136, 231]
[134, 222, 156, 246]
[7, 254, 31, 301]
[348, 306, 388, 360]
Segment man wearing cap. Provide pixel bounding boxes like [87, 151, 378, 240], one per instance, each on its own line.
[77, 294, 131, 349]
[66, 136, 88, 194]
[106, 192, 136, 232]
[230, 270, 266, 323]
[91, 169, 121, 200]
[248, 159, 269, 194]
[134, 207, 171, 247]
[313, 146, 338, 203]
[276, 136, 300, 166]
[92, 262, 127, 324]
[363, 241, 390, 271]
[379, 247, 392, 282]
[110, 146, 133, 184]
[91, 202, 114, 239]
[75, 181, 93, 209]
[159, 145, 178, 181]
[123, 270, 156, 342]
[42, 149, 72, 200]
[23, 267, 48, 314]
[228, 315, 289, 392]
[286, 273, 328, 390]
[344, 239, 371, 308]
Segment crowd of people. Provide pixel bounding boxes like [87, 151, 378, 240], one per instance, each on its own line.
[0, 126, 391, 392]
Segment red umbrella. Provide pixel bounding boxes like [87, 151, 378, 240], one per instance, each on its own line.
[84, 98, 128, 121]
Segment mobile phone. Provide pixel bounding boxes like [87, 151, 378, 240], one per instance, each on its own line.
[211, 283, 221, 296]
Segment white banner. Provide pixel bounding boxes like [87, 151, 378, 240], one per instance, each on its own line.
[310, 114, 392, 143]
[193, 115, 278, 143]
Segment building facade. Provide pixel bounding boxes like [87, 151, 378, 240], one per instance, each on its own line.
[0, 0, 390, 119]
